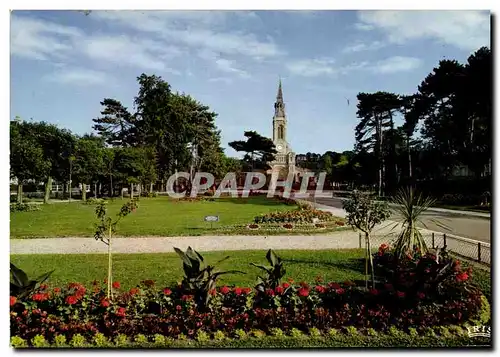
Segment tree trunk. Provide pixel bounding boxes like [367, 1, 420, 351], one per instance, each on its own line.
[94, 183, 97, 198]
[99, 183, 102, 197]
[44, 176, 52, 204]
[17, 183, 23, 204]
[82, 183, 87, 201]
[150, 182, 154, 193]
[63, 183, 67, 199]
[366, 232, 376, 288]
[121, 187, 124, 199]
[110, 174, 113, 198]
[130, 183, 134, 199]
[407, 135, 413, 180]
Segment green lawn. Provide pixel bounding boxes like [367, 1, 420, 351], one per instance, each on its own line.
[10, 249, 368, 290]
[10, 249, 491, 300]
[10, 196, 298, 238]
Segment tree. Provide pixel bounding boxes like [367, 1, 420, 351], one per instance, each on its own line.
[343, 191, 391, 288]
[355, 92, 401, 197]
[72, 135, 105, 201]
[228, 131, 277, 170]
[10, 120, 50, 203]
[92, 99, 136, 147]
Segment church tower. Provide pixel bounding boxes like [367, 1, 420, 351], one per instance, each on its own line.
[268, 79, 296, 181]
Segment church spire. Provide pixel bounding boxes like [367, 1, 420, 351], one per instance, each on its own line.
[277, 77, 283, 102]
[274, 77, 285, 117]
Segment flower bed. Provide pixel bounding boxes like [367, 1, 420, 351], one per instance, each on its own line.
[10, 274, 486, 346]
[254, 209, 335, 224]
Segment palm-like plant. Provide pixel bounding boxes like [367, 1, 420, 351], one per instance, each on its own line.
[391, 187, 446, 259]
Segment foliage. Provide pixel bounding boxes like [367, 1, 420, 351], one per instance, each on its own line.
[94, 199, 138, 299]
[254, 208, 335, 224]
[228, 131, 277, 170]
[342, 190, 391, 287]
[390, 187, 441, 259]
[10, 203, 40, 212]
[250, 249, 286, 291]
[9, 273, 486, 345]
[10, 263, 54, 300]
[174, 246, 244, 310]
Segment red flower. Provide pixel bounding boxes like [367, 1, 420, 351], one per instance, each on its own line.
[10, 296, 16, 306]
[379, 243, 389, 250]
[297, 287, 309, 297]
[315, 285, 325, 293]
[163, 288, 172, 296]
[65, 296, 78, 305]
[220, 286, 230, 295]
[39, 284, 48, 290]
[456, 272, 469, 282]
[101, 299, 110, 307]
[53, 288, 61, 294]
[275, 286, 284, 295]
[209, 289, 217, 296]
[328, 282, 341, 290]
[282, 282, 290, 289]
[181, 295, 193, 301]
[336, 288, 345, 295]
[369, 288, 379, 296]
[33, 293, 49, 302]
[417, 292, 425, 299]
[176, 305, 182, 311]
[112, 281, 121, 289]
[129, 288, 139, 295]
[116, 307, 126, 317]
[397, 291, 405, 298]
[265, 288, 275, 297]
[234, 287, 243, 295]
[242, 287, 252, 295]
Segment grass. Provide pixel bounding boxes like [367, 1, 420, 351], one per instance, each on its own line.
[10, 196, 304, 238]
[10, 249, 491, 298]
[11, 249, 368, 290]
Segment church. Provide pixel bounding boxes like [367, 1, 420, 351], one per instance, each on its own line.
[266, 80, 310, 186]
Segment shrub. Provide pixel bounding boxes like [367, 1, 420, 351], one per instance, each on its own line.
[83, 198, 106, 205]
[254, 209, 334, 224]
[283, 223, 293, 229]
[10, 203, 40, 212]
[247, 224, 259, 229]
[10, 263, 54, 300]
[251, 249, 286, 292]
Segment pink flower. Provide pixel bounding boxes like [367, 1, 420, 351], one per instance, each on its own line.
[397, 291, 405, 298]
[101, 299, 110, 307]
[163, 288, 172, 295]
[335, 288, 345, 295]
[456, 272, 469, 282]
[417, 292, 425, 299]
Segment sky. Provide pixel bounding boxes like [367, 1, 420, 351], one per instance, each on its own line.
[10, 10, 491, 157]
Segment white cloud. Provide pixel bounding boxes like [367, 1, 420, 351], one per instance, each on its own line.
[197, 49, 249, 78]
[287, 56, 420, 77]
[286, 58, 336, 77]
[355, 10, 490, 51]
[208, 77, 233, 84]
[10, 15, 82, 61]
[370, 56, 422, 74]
[341, 40, 386, 53]
[44, 68, 111, 86]
[80, 35, 181, 73]
[89, 11, 284, 60]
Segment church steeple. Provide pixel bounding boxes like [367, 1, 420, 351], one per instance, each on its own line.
[274, 78, 285, 117]
[277, 78, 283, 102]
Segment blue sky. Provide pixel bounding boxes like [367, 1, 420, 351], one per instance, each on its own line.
[10, 10, 490, 157]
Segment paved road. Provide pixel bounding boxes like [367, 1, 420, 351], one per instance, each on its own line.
[307, 196, 491, 243]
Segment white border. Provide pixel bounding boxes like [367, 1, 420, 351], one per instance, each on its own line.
[3, 1, 497, 357]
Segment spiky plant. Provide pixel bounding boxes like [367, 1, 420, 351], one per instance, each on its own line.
[391, 187, 446, 259]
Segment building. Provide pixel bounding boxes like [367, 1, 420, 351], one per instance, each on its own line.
[266, 80, 310, 187]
